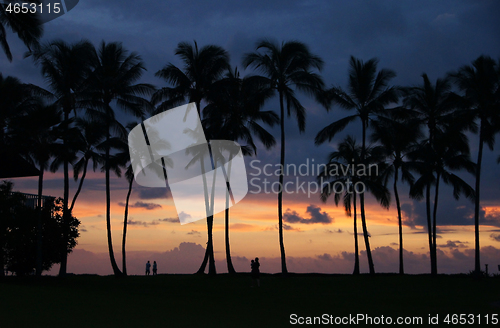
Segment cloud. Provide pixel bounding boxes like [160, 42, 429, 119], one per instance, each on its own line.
[158, 217, 179, 223]
[187, 230, 200, 235]
[178, 211, 192, 221]
[283, 224, 302, 232]
[438, 240, 469, 249]
[118, 201, 162, 210]
[325, 229, 343, 234]
[317, 253, 334, 261]
[127, 219, 160, 227]
[490, 233, 500, 242]
[135, 187, 169, 200]
[284, 205, 334, 224]
[49, 244, 500, 275]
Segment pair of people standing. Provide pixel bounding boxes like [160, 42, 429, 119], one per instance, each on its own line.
[250, 257, 260, 287]
[146, 261, 157, 275]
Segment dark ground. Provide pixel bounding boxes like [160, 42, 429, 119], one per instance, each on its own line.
[0, 273, 499, 327]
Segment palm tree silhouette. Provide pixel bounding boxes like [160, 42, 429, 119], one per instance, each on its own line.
[243, 39, 324, 275]
[68, 117, 106, 213]
[84, 41, 154, 276]
[403, 73, 475, 274]
[0, 0, 42, 61]
[153, 41, 230, 275]
[29, 39, 95, 276]
[449, 56, 500, 275]
[203, 67, 279, 274]
[318, 136, 390, 274]
[371, 110, 420, 274]
[315, 56, 398, 274]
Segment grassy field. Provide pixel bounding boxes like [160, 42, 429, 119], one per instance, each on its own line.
[0, 273, 499, 327]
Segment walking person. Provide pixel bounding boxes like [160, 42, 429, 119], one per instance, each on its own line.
[145, 260, 151, 275]
[153, 261, 157, 275]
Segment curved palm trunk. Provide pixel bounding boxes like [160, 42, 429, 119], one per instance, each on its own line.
[36, 166, 44, 277]
[432, 173, 441, 275]
[121, 177, 133, 276]
[59, 111, 70, 277]
[105, 122, 122, 276]
[359, 193, 374, 274]
[394, 168, 404, 275]
[425, 183, 436, 275]
[225, 207, 235, 274]
[69, 158, 89, 212]
[360, 119, 375, 275]
[224, 152, 236, 274]
[196, 148, 216, 275]
[352, 191, 360, 275]
[474, 130, 484, 274]
[278, 92, 288, 275]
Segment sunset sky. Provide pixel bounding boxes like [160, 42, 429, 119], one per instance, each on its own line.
[2, 0, 500, 275]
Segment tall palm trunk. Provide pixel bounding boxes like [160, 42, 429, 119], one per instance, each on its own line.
[278, 92, 288, 275]
[196, 144, 216, 275]
[425, 183, 436, 275]
[432, 172, 441, 275]
[225, 207, 236, 274]
[36, 166, 44, 277]
[122, 176, 133, 276]
[69, 158, 89, 212]
[59, 110, 70, 277]
[474, 130, 484, 274]
[394, 168, 404, 275]
[360, 119, 375, 275]
[105, 120, 122, 276]
[352, 190, 360, 275]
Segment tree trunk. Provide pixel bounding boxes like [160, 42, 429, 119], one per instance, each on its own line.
[224, 151, 236, 274]
[352, 191, 360, 275]
[122, 176, 133, 276]
[474, 129, 484, 274]
[36, 166, 44, 277]
[105, 120, 123, 276]
[394, 168, 404, 275]
[360, 193, 374, 275]
[69, 158, 89, 212]
[278, 92, 288, 275]
[225, 207, 236, 274]
[360, 118, 375, 275]
[432, 172, 440, 275]
[196, 145, 217, 275]
[425, 183, 435, 275]
[59, 110, 70, 277]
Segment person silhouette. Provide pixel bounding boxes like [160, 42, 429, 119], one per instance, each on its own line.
[146, 260, 151, 275]
[251, 257, 260, 287]
[153, 261, 157, 275]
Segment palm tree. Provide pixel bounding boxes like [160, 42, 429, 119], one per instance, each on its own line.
[203, 67, 279, 274]
[409, 130, 475, 274]
[153, 41, 230, 275]
[68, 118, 106, 212]
[315, 56, 398, 274]
[371, 111, 420, 274]
[29, 39, 95, 276]
[0, 0, 42, 61]
[243, 39, 324, 274]
[85, 41, 154, 276]
[449, 56, 500, 274]
[317, 136, 390, 274]
[402, 73, 471, 275]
